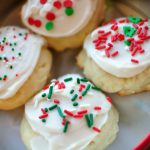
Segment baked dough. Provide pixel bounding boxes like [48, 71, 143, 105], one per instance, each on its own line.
[77, 50, 150, 96]
[0, 48, 52, 110]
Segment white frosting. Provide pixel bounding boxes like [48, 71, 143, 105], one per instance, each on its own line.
[22, 0, 98, 37]
[0, 26, 44, 99]
[25, 74, 112, 150]
[84, 17, 150, 78]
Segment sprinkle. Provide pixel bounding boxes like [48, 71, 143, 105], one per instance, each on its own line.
[45, 22, 54, 30]
[92, 86, 101, 91]
[94, 106, 102, 110]
[34, 20, 42, 27]
[74, 114, 83, 118]
[64, 110, 74, 116]
[43, 84, 50, 90]
[85, 114, 91, 128]
[63, 120, 69, 133]
[64, 0, 73, 8]
[123, 26, 136, 37]
[77, 78, 80, 84]
[106, 97, 113, 103]
[124, 40, 131, 46]
[57, 106, 65, 118]
[39, 113, 48, 119]
[65, 7, 74, 16]
[92, 127, 101, 133]
[71, 94, 78, 101]
[46, 12, 56, 21]
[89, 114, 94, 126]
[28, 17, 34, 25]
[111, 51, 119, 57]
[49, 104, 57, 110]
[131, 59, 139, 64]
[64, 77, 73, 82]
[82, 84, 91, 96]
[70, 89, 74, 94]
[80, 78, 88, 82]
[40, 0, 47, 4]
[54, 99, 60, 104]
[48, 86, 53, 99]
[42, 119, 46, 123]
[53, 1, 62, 9]
[73, 102, 78, 106]
[42, 93, 46, 97]
[78, 110, 87, 115]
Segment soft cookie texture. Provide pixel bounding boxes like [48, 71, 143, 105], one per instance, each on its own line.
[21, 0, 105, 51]
[0, 48, 52, 110]
[0, 26, 52, 110]
[77, 50, 150, 96]
[20, 74, 119, 150]
[77, 17, 150, 95]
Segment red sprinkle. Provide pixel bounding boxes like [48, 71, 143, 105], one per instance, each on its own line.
[53, 1, 62, 9]
[34, 20, 42, 27]
[40, 0, 47, 4]
[54, 99, 60, 104]
[74, 114, 83, 118]
[64, 0, 73, 8]
[94, 106, 101, 111]
[131, 59, 139, 64]
[106, 97, 112, 103]
[28, 17, 34, 25]
[43, 84, 50, 90]
[39, 113, 48, 119]
[64, 110, 74, 117]
[111, 51, 119, 57]
[78, 110, 87, 115]
[46, 12, 56, 21]
[92, 127, 101, 133]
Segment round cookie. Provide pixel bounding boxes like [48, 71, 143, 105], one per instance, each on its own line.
[21, 74, 119, 150]
[77, 17, 150, 95]
[21, 0, 105, 51]
[0, 26, 52, 110]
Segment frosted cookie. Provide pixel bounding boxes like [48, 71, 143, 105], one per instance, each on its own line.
[21, 74, 119, 150]
[0, 26, 52, 110]
[77, 17, 150, 95]
[21, 0, 105, 51]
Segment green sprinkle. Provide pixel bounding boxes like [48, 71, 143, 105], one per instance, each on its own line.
[9, 43, 12, 46]
[71, 94, 78, 101]
[63, 120, 69, 133]
[73, 102, 78, 106]
[45, 22, 54, 31]
[4, 75, 7, 78]
[89, 114, 94, 127]
[85, 114, 91, 128]
[92, 86, 101, 91]
[0, 77, 2, 80]
[65, 8, 74, 16]
[11, 48, 15, 51]
[57, 106, 65, 118]
[0, 57, 2, 60]
[80, 78, 88, 82]
[123, 26, 136, 37]
[128, 17, 142, 24]
[19, 33, 23, 36]
[48, 86, 53, 99]
[77, 78, 80, 84]
[18, 52, 22, 56]
[42, 93, 46, 97]
[64, 77, 73, 82]
[42, 119, 46, 123]
[14, 42, 17, 46]
[70, 89, 74, 94]
[82, 84, 91, 96]
[124, 40, 131, 46]
[44, 108, 48, 112]
[49, 104, 57, 111]
[9, 65, 13, 69]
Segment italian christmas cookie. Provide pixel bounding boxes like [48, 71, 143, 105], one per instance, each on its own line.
[21, 74, 119, 150]
[0, 26, 52, 110]
[21, 0, 105, 51]
[77, 17, 150, 95]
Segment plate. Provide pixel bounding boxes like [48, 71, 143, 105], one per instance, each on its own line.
[0, 0, 150, 150]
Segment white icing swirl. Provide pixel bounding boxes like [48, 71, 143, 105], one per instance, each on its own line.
[21, 0, 99, 37]
[84, 17, 150, 78]
[25, 74, 112, 150]
[0, 26, 44, 99]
